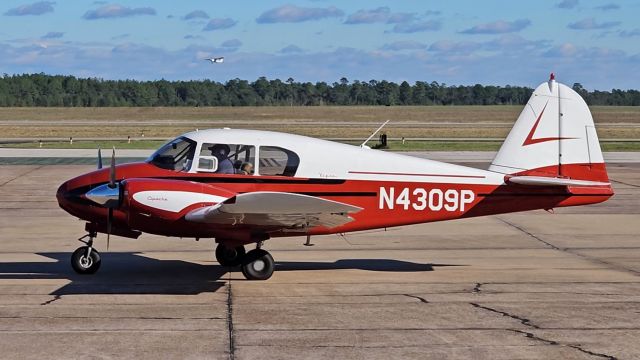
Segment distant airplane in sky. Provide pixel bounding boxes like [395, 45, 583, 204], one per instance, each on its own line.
[204, 57, 224, 63]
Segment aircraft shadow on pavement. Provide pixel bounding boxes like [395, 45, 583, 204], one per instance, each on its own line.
[0, 252, 227, 296]
[276, 259, 463, 272]
[0, 253, 462, 295]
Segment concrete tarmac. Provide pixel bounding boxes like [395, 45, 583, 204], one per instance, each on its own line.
[0, 159, 638, 359]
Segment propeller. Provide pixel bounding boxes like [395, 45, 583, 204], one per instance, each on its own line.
[106, 147, 116, 250]
[85, 147, 120, 251]
[108, 147, 116, 189]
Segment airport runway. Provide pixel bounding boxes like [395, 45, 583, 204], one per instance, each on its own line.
[0, 157, 638, 359]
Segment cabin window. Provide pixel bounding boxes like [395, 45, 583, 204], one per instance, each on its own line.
[198, 143, 255, 174]
[148, 137, 196, 171]
[258, 146, 299, 176]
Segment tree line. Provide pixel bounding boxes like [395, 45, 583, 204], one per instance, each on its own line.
[0, 73, 638, 107]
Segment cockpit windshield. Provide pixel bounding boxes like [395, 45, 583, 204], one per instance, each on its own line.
[148, 137, 196, 171]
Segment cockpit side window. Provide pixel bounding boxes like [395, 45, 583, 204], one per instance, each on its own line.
[198, 143, 255, 174]
[258, 146, 299, 176]
[148, 137, 196, 171]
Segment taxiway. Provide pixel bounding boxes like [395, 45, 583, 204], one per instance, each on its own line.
[0, 156, 638, 359]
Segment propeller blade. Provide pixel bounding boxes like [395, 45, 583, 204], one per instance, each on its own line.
[107, 208, 112, 250]
[109, 147, 116, 189]
[97, 147, 103, 169]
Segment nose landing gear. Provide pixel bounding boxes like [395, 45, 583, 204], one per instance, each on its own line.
[71, 232, 101, 274]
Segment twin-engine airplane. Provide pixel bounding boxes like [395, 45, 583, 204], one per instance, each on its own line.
[57, 75, 613, 280]
[204, 57, 224, 63]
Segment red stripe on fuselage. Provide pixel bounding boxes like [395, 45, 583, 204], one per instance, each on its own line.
[348, 171, 485, 179]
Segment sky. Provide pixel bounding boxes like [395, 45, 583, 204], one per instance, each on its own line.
[0, 0, 639, 89]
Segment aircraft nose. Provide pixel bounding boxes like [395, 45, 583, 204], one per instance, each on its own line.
[56, 181, 70, 209]
[56, 180, 86, 210]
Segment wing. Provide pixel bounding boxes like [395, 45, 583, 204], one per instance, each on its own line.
[185, 191, 362, 230]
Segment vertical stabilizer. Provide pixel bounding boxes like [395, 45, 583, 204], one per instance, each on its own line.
[489, 74, 608, 182]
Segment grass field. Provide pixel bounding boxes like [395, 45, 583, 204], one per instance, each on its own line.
[0, 106, 638, 150]
[1, 105, 639, 123]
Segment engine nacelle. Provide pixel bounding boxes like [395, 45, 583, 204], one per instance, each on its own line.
[123, 178, 236, 227]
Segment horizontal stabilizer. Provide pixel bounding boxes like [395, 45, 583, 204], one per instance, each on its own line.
[507, 176, 610, 187]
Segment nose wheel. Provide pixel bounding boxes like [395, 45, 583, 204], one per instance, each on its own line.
[71, 246, 101, 274]
[71, 232, 101, 274]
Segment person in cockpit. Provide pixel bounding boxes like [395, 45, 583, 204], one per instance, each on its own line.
[209, 144, 235, 174]
[240, 162, 254, 175]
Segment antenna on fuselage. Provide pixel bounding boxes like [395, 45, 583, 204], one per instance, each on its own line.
[360, 119, 390, 148]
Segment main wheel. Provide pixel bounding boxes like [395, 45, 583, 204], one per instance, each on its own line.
[241, 249, 275, 280]
[215, 244, 246, 267]
[71, 246, 101, 274]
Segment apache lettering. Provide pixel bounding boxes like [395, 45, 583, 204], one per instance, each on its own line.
[379, 187, 475, 212]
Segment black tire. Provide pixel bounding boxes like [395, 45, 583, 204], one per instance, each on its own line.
[71, 246, 101, 274]
[241, 249, 275, 280]
[215, 244, 246, 267]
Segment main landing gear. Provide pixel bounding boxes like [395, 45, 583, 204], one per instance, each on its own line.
[69, 232, 275, 280]
[215, 243, 275, 281]
[71, 232, 101, 274]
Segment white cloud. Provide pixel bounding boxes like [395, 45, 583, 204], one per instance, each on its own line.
[4, 1, 55, 16]
[568, 17, 620, 30]
[221, 39, 242, 50]
[279, 45, 304, 54]
[256, 5, 343, 24]
[202, 18, 237, 31]
[380, 41, 427, 51]
[83, 4, 156, 20]
[42, 31, 63, 39]
[461, 19, 531, 34]
[392, 20, 442, 33]
[345, 7, 415, 24]
[183, 10, 209, 20]
[557, 0, 579, 9]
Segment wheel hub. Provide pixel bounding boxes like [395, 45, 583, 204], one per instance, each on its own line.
[252, 259, 266, 272]
[79, 255, 93, 268]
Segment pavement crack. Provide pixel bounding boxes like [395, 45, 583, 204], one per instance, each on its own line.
[226, 277, 235, 360]
[0, 165, 44, 188]
[473, 283, 483, 293]
[497, 218, 560, 250]
[610, 179, 640, 188]
[508, 329, 557, 345]
[509, 329, 617, 359]
[566, 344, 617, 360]
[403, 294, 429, 303]
[470, 302, 539, 329]
[40, 295, 61, 306]
[498, 217, 639, 276]
[564, 248, 640, 276]
[474, 304, 617, 360]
